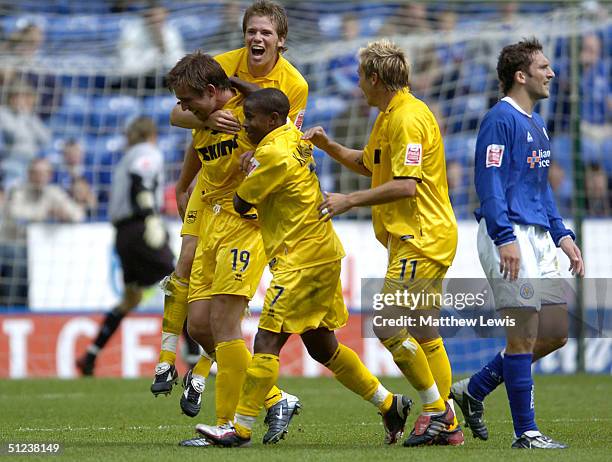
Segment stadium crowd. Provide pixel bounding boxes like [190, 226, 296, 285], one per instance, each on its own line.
[0, 0, 610, 307]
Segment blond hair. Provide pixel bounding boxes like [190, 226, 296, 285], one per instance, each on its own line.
[126, 116, 157, 146]
[358, 39, 410, 91]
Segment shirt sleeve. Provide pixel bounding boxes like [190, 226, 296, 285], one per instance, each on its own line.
[544, 181, 575, 245]
[388, 112, 425, 180]
[474, 115, 516, 246]
[287, 80, 308, 130]
[237, 146, 288, 206]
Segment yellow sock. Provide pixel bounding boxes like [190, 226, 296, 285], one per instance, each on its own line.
[215, 339, 251, 426]
[158, 273, 189, 365]
[234, 422, 253, 439]
[236, 353, 280, 420]
[421, 337, 458, 428]
[382, 333, 445, 413]
[324, 343, 384, 406]
[263, 385, 283, 410]
[192, 355, 213, 378]
[158, 350, 176, 365]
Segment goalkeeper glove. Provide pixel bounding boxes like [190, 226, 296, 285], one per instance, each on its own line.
[144, 215, 166, 249]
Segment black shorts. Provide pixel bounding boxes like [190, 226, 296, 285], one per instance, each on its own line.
[114, 219, 174, 287]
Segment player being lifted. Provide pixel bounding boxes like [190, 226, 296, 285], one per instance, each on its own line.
[449, 37, 583, 449]
[77, 117, 174, 376]
[196, 88, 412, 447]
[166, 52, 302, 446]
[151, 0, 307, 428]
[303, 39, 462, 446]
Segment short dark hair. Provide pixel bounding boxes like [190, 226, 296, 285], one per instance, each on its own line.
[245, 88, 289, 121]
[497, 37, 544, 95]
[166, 50, 231, 95]
[242, 0, 288, 52]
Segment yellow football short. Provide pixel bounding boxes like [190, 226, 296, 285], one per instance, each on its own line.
[383, 236, 449, 310]
[180, 176, 205, 237]
[258, 259, 348, 334]
[188, 207, 266, 302]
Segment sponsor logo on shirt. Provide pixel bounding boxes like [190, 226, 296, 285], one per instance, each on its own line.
[527, 149, 551, 168]
[527, 131, 533, 143]
[404, 143, 422, 166]
[485, 144, 504, 167]
[196, 134, 239, 162]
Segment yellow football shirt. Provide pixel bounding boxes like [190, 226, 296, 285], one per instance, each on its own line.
[191, 93, 255, 216]
[214, 48, 308, 129]
[362, 89, 457, 267]
[237, 123, 345, 271]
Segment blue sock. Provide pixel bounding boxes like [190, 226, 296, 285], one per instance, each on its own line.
[503, 353, 538, 436]
[468, 351, 504, 401]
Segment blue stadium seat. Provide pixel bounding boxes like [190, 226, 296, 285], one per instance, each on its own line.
[444, 133, 477, 165]
[90, 96, 141, 130]
[582, 137, 602, 166]
[48, 93, 92, 134]
[302, 94, 347, 127]
[602, 138, 612, 173]
[142, 96, 177, 128]
[168, 12, 221, 42]
[551, 134, 572, 171]
[158, 134, 184, 164]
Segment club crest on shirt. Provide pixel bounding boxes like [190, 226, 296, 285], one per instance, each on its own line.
[294, 109, 305, 130]
[404, 143, 422, 166]
[186, 210, 197, 224]
[485, 144, 504, 167]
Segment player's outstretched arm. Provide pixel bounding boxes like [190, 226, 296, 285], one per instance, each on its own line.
[233, 193, 253, 216]
[229, 76, 260, 97]
[170, 104, 207, 129]
[318, 178, 415, 221]
[559, 237, 584, 277]
[302, 126, 371, 177]
[170, 104, 241, 134]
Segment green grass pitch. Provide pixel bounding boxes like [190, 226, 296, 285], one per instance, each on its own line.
[1, 375, 610, 461]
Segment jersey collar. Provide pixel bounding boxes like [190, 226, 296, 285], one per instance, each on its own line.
[501, 96, 532, 118]
[384, 88, 412, 114]
[259, 122, 293, 148]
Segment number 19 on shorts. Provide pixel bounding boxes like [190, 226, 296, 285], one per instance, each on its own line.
[230, 248, 250, 272]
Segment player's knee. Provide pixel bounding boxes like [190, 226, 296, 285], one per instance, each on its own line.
[210, 296, 244, 324]
[301, 329, 338, 364]
[547, 335, 567, 352]
[304, 342, 334, 364]
[506, 335, 537, 354]
[253, 329, 282, 355]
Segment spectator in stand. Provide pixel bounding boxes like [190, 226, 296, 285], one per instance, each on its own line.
[218, 1, 246, 51]
[117, 4, 185, 76]
[384, 2, 431, 36]
[0, 158, 85, 306]
[0, 81, 51, 190]
[52, 139, 98, 218]
[327, 13, 362, 98]
[579, 33, 611, 144]
[548, 161, 572, 218]
[585, 162, 610, 217]
[446, 160, 469, 219]
[0, 24, 60, 116]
